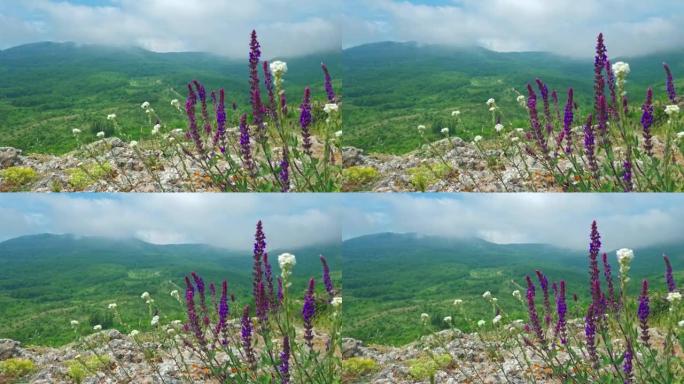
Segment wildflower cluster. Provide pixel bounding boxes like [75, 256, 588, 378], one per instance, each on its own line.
[73, 30, 340, 192]
[66, 221, 341, 383]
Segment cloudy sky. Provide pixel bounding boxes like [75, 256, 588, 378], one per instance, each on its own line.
[341, 194, 684, 251]
[0, 0, 340, 58]
[0, 194, 341, 250]
[343, 0, 684, 57]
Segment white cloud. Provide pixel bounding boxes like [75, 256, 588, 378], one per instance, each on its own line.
[0, 0, 340, 58]
[342, 194, 684, 250]
[346, 0, 684, 57]
[0, 194, 340, 250]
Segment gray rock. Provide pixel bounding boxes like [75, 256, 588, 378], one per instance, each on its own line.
[0, 147, 23, 168]
[0, 339, 21, 360]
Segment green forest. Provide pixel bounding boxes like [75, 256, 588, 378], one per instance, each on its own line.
[0, 42, 340, 154]
[342, 42, 684, 154]
[343, 232, 684, 346]
[0, 233, 340, 346]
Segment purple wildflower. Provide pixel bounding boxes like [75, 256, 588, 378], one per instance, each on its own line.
[594, 33, 608, 113]
[638, 280, 650, 346]
[192, 272, 209, 326]
[185, 277, 206, 346]
[238, 113, 255, 175]
[321, 62, 336, 103]
[585, 304, 599, 369]
[535, 270, 552, 327]
[279, 91, 288, 116]
[216, 280, 229, 336]
[302, 278, 316, 348]
[300, 87, 313, 156]
[213, 88, 227, 149]
[256, 281, 268, 324]
[555, 281, 567, 345]
[623, 157, 633, 192]
[280, 336, 290, 383]
[664, 255, 676, 292]
[193, 80, 212, 135]
[562, 88, 574, 154]
[249, 30, 264, 133]
[641, 88, 654, 156]
[321, 255, 334, 300]
[588, 221, 602, 308]
[526, 276, 545, 346]
[527, 84, 549, 155]
[623, 342, 634, 384]
[584, 114, 599, 180]
[536, 79, 553, 135]
[264, 252, 275, 306]
[279, 150, 290, 193]
[664, 62, 678, 103]
[186, 83, 204, 153]
[241, 305, 257, 370]
[605, 59, 618, 117]
[277, 277, 284, 306]
[602, 253, 616, 310]
[263, 61, 277, 118]
[597, 94, 609, 147]
[253, 221, 266, 307]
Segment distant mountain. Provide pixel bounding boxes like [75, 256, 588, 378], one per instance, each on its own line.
[343, 232, 683, 345]
[0, 42, 340, 154]
[0, 233, 340, 346]
[343, 41, 684, 154]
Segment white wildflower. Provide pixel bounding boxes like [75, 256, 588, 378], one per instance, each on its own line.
[170, 290, 180, 300]
[482, 291, 492, 300]
[146, 299, 154, 304]
[141, 101, 151, 109]
[516, 95, 526, 106]
[515, 128, 524, 133]
[451, 110, 461, 117]
[512, 290, 522, 300]
[495, 123, 504, 132]
[278, 253, 296, 276]
[108, 303, 117, 309]
[170, 99, 180, 108]
[171, 320, 182, 326]
[96, 131, 105, 138]
[332, 297, 342, 307]
[420, 313, 430, 324]
[141, 292, 151, 300]
[453, 299, 463, 306]
[167, 328, 175, 335]
[269, 61, 288, 77]
[511, 137, 519, 142]
[152, 124, 161, 135]
[612, 62, 630, 79]
[443, 316, 452, 324]
[72, 128, 81, 135]
[145, 108, 154, 114]
[417, 125, 426, 132]
[151, 315, 160, 326]
[667, 292, 682, 303]
[617, 248, 634, 279]
[323, 103, 339, 114]
[473, 135, 483, 143]
[335, 130, 343, 138]
[130, 330, 140, 337]
[70, 320, 79, 326]
[93, 325, 102, 331]
[678, 320, 684, 328]
[488, 106, 497, 112]
[492, 315, 502, 325]
[665, 105, 680, 116]
[107, 113, 116, 120]
[477, 319, 486, 327]
[129, 141, 138, 148]
[441, 127, 449, 135]
[677, 131, 684, 140]
[486, 98, 496, 107]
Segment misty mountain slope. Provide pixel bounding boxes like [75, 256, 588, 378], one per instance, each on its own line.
[343, 41, 684, 154]
[0, 42, 341, 154]
[343, 232, 684, 345]
[0, 233, 340, 346]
